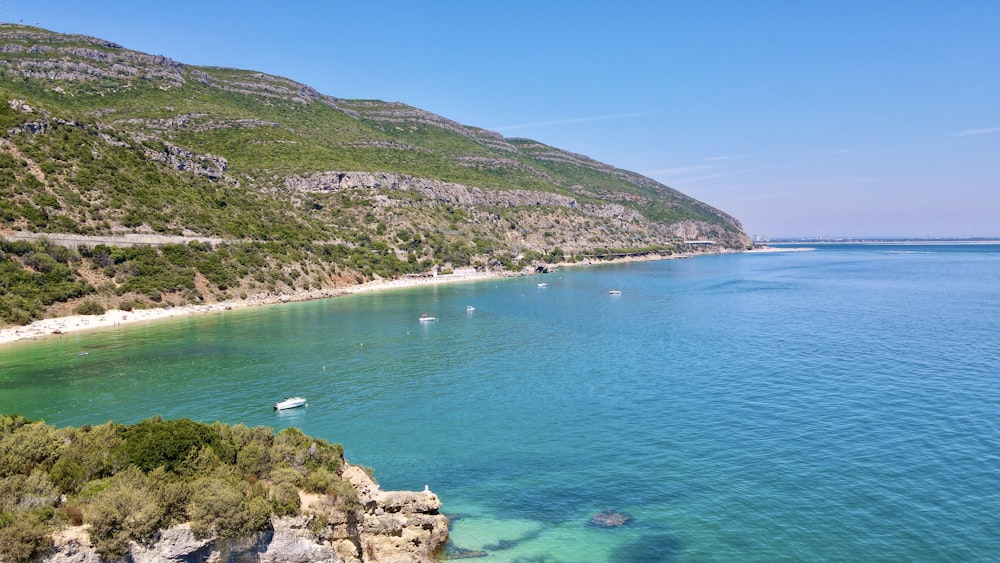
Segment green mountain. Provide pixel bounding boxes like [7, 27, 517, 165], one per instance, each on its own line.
[0, 24, 749, 325]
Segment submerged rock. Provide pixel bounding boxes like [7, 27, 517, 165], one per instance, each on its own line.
[443, 544, 490, 559]
[590, 510, 633, 528]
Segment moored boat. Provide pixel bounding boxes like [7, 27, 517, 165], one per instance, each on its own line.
[274, 397, 307, 410]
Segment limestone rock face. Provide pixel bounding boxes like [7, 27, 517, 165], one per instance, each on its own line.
[283, 170, 752, 251]
[260, 516, 341, 563]
[35, 538, 101, 563]
[285, 170, 579, 209]
[127, 524, 213, 561]
[37, 464, 448, 563]
[335, 465, 450, 562]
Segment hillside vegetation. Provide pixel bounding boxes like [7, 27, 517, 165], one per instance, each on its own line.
[0, 24, 750, 325]
[0, 415, 354, 562]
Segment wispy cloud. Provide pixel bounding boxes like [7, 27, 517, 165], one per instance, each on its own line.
[853, 176, 899, 183]
[669, 173, 734, 185]
[950, 126, 1000, 137]
[643, 155, 743, 180]
[645, 146, 879, 190]
[642, 164, 716, 176]
[491, 112, 649, 131]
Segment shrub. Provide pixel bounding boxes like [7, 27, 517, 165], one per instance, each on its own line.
[270, 482, 300, 517]
[302, 466, 339, 494]
[0, 417, 365, 555]
[85, 468, 163, 559]
[176, 446, 223, 478]
[187, 477, 269, 538]
[328, 476, 362, 513]
[236, 441, 271, 479]
[48, 457, 86, 494]
[0, 514, 53, 563]
[0, 421, 62, 477]
[75, 422, 126, 481]
[22, 252, 59, 274]
[61, 504, 84, 526]
[119, 417, 220, 473]
[74, 300, 105, 315]
[268, 466, 302, 487]
[0, 475, 54, 528]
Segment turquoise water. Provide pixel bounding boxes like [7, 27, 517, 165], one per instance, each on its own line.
[3, 244, 1000, 561]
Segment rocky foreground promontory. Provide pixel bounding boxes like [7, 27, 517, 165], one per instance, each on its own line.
[41, 464, 448, 562]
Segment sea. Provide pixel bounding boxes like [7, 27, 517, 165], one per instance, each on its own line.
[2, 242, 999, 561]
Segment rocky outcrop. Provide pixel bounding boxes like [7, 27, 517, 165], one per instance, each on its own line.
[286, 170, 578, 209]
[4, 98, 230, 182]
[134, 140, 229, 180]
[36, 464, 448, 563]
[284, 170, 751, 249]
[339, 465, 449, 562]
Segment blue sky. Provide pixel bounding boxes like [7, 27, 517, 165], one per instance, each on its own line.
[13, 1, 1000, 238]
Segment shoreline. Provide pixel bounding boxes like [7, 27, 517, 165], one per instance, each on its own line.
[0, 248, 807, 346]
[0, 266, 510, 346]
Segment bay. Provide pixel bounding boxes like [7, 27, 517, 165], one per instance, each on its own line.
[2, 243, 999, 561]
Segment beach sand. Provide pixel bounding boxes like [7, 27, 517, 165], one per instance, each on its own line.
[1, 249, 805, 346]
[0, 267, 506, 346]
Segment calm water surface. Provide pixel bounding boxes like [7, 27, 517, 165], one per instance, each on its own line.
[2, 244, 999, 561]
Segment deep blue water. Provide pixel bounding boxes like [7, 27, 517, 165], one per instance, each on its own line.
[2, 243, 999, 561]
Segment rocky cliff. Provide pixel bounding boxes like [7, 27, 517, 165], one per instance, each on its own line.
[37, 464, 448, 563]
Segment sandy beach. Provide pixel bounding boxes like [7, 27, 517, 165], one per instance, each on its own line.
[0, 248, 811, 346]
[0, 267, 507, 346]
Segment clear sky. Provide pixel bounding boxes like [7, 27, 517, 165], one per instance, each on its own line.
[10, 1, 1000, 238]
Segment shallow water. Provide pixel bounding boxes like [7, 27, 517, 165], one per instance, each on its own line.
[3, 244, 999, 561]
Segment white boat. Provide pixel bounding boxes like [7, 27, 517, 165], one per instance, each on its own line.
[537, 282, 548, 287]
[466, 305, 475, 311]
[274, 397, 307, 410]
[608, 290, 622, 295]
[419, 314, 437, 322]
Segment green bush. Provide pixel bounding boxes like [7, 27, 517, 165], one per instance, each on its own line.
[85, 467, 163, 559]
[236, 441, 271, 479]
[328, 476, 362, 512]
[48, 457, 86, 494]
[0, 470, 60, 512]
[187, 477, 269, 538]
[119, 417, 220, 473]
[269, 466, 303, 487]
[0, 513, 53, 563]
[0, 421, 62, 477]
[74, 300, 106, 315]
[0, 240, 93, 324]
[0, 416, 356, 554]
[270, 482, 300, 517]
[302, 466, 339, 494]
